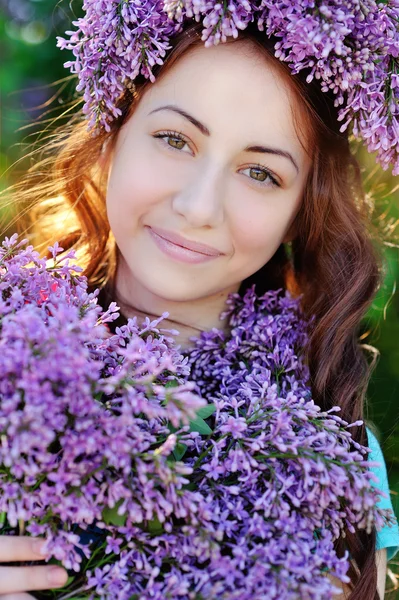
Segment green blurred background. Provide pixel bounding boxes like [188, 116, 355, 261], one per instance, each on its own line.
[1, 0, 399, 596]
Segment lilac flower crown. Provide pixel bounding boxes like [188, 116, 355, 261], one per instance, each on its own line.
[57, 1, 399, 174]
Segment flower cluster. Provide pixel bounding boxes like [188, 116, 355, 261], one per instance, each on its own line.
[57, 0, 179, 130]
[0, 236, 396, 600]
[0, 234, 206, 580]
[57, 0, 399, 174]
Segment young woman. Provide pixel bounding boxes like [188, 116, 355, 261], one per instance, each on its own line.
[0, 12, 398, 600]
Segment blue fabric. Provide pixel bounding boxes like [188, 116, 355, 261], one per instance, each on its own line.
[366, 426, 399, 561]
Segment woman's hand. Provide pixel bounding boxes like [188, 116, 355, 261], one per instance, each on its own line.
[0, 536, 68, 598]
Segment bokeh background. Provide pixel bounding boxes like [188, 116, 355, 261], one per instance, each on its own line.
[1, 0, 399, 596]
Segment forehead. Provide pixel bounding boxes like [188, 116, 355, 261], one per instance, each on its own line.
[140, 41, 310, 159]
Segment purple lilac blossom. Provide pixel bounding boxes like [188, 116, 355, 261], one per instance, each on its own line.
[0, 235, 396, 600]
[57, 1, 399, 174]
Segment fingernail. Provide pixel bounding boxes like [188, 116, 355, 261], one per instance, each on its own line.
[32, 539, 46, 556]
[47, 566, 68, 586]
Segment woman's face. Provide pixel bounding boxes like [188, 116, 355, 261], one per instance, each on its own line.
[106, 41, 312, 305]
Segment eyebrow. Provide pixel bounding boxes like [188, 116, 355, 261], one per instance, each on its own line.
[147, 104, 300, 174]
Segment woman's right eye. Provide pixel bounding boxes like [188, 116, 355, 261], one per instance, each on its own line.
[152, 131, 193, 155]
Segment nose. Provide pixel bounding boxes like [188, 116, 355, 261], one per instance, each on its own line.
[171, 163, 225, 228]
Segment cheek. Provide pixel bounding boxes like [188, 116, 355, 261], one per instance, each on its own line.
[229, 198, 298, 263]
[106, 143, 166, 224]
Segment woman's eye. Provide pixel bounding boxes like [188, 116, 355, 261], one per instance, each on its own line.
[153, 131, 192, 154]
[240, 166, 280, 189]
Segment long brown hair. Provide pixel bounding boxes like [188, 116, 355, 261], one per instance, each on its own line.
[7, 19, 382, 599]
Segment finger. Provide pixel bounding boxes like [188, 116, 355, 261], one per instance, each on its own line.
[0, 537, 46, 562]
[0, 594, 37, 599]
[0, 566, 68, 594]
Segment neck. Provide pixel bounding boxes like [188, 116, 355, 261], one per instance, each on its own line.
[114, 261, 239, 350]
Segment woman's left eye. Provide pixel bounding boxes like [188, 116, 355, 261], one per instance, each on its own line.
[153, 131, 192, 154]
[240, 166, 280, 189]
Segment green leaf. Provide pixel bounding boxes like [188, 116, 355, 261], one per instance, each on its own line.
[189, 417, 212, 435]
[183, 482, 198, 491]
[165, 379, 179, 389]
[196, 403, 216, 420]
[148, 516, 163, 535]
[167, 404, 215, 436]
[172, 442, 188, 461]
[102, 501, 127, 527]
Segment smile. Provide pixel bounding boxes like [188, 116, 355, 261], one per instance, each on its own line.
[146, 226, 223, 264]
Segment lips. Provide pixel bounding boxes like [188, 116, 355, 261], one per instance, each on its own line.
[147, 226, 223, 257]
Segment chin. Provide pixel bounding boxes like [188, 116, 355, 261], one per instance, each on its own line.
[145, 278, 210, 302]
[139, 270, 227, 303]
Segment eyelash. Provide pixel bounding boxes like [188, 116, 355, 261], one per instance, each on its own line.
[152, 130, 281, 189]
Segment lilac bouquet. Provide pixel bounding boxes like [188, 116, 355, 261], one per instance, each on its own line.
[0, 235, 396, 600]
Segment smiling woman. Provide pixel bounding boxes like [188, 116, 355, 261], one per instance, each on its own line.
[105, 40, 311, 329]
[2, 10, 399, 600]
